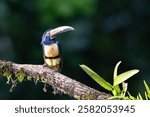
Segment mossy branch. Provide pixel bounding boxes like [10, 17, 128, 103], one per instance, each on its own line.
[0, 60, 111, 100]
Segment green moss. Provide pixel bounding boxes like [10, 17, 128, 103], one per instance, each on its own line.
[27, 76, 32, 81]
[34, 74, 40, 84]
[40, 76, 47, 83]
[108, 96, 129, 100]
[15, 72, 26, 82]
[75, 90, 103, 100]
[74, 96, 81, 100]
[74, 92, 95, 100]
[0, 61, 13, 83]
[80, 93, 95, 100]
[2, 71, 12, 84]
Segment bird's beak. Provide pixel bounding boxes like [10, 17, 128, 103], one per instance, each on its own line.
[47, 26, 75, 39]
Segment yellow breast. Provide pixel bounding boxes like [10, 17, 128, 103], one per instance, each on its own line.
[44, 57, 61, 70]
[43, 44, 59, 57]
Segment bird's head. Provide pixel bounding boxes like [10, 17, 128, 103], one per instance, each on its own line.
[41, 26, 75, 45]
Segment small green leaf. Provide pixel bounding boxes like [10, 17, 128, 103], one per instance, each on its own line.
[127, 92, 137, 100]
[138, 93, 143, 100]
[145, 91, 148, 100]
[112, 89, 118, 96]
[80, 64, 113, 91]
[143, 80, 150, 99]
[121, 82, 128, 96]
[113, 61, 122, 95]
[113, 69, 139, 86]
[113, 86, 120, 96]
[113, 61, 122, 78]
[137, 95, 140, 100]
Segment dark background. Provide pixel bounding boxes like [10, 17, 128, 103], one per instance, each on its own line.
[0, 0, 150, 99]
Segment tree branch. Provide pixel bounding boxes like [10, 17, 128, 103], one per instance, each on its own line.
[0, 60, 111, 100]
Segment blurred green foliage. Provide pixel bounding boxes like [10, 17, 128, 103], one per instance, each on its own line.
[0, 0, 150, 99]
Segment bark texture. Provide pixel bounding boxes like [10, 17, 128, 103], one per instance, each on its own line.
[0, 60, 111, 100]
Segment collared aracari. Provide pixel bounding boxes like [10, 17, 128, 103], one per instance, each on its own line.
[41, 26, 74, 71]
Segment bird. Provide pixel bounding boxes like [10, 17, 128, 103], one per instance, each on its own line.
[41, 26, 75, 72]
